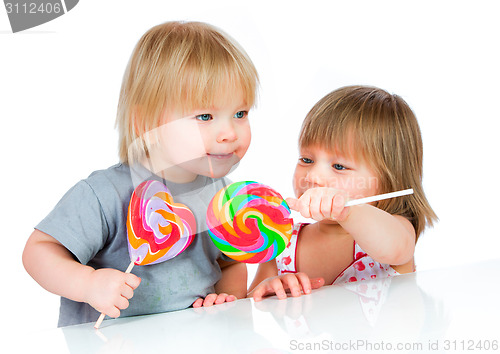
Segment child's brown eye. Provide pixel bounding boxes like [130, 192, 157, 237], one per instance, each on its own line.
[333, 164, 346, 170]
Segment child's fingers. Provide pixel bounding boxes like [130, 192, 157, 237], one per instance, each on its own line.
[297, 193, 313, 219]
[310, 277, 325, 289]
[280, 274, 303, 297]
[125, 274, 141, 289]
[251, 284, 267, 302]
[293, 272, 312, 295]
[270, 278, 288, 300]
[294, 188, 351, 221]
[331, 194, 346, 216]
[223, 294, 236, 303]
[285, 274, 325, 295]
[300, 189, 334, 220]
[214, 293, 227, 304]
[320, 190, 336, 219]
[120, 284, 134, 300]
[202, 293, 218, 307]
[252, 274, 322, 303]
[308, 193, 324, 221]
[192, 298, 204, 308]
[105, 307, 121, 319]
[115, 296, 130, 311]
[101, 295, 128, 318]
[252, 278, 286, 302]
[214, 293, 236, 304]
[286, 197, 299, 211]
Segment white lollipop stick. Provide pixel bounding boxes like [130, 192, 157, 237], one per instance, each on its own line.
[94, 261, 135, 329]
[345, 188, 414, 207]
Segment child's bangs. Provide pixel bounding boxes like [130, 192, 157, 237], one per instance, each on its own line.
[299, 113, 370, 164]
[174, 64, 256, 114]
[166, 35, 257, 114]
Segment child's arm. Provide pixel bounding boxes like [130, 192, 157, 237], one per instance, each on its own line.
[215, 259, 247, 298]
[191, 259, 246, 307]
[248, 259, 278, 292]
[23, 229, 141, 318]
[287, 187, 416, 265]
[339, 204, 415, 265]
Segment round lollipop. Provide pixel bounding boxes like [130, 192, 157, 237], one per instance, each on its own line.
[95, 179, 196, 328]
[206, 181, 293, 264]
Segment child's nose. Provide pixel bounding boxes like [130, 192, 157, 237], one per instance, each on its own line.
[305, 166, 327, 187]
[216, 120, 237, 143]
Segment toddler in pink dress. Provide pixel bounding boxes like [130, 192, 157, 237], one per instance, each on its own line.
[249, 86, 436, 301]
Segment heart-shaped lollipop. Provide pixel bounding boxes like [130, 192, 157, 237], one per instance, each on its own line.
[206, 181, 293, 264]
[95, 180, 196, 328]
[127, 180, 196, 265]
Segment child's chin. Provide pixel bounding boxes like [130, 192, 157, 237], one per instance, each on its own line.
[206, 160, 240, 179]
[199, 166, 233, 179]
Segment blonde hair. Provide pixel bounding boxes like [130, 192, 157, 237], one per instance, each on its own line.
[116, 21, 259, 164]
[300, 85, 437, 238]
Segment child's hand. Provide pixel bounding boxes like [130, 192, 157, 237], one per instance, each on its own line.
[286, 187, 350, 222]
[192, 293, 237, 308]
[84, 268, 141, 318]
[250, 272, 325, 302]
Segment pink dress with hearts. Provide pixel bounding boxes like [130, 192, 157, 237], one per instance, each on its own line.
[276, 223, 401, 285]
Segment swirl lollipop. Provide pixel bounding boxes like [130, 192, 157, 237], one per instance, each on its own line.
[207, 181, 293, 264]
[127, 180, 196, 265]
[95, 180, 196, 328]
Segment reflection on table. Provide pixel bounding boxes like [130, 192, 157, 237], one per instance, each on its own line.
[19, 259, 500, 353]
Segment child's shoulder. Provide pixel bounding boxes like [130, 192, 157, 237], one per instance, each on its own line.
[86, 163, 131, 183]
[79, 163, 134, 203]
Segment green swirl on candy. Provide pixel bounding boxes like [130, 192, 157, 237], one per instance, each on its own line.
[206, 181, 293, 263]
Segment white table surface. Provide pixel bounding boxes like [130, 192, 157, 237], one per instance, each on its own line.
[15, 259, 500, 353]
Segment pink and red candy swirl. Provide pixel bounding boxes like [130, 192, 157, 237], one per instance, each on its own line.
[127, 180, 196, 265]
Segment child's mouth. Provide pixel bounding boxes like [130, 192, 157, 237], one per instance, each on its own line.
[207, 153, 233, 160]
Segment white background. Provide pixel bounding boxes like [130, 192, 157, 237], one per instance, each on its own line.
[1, 0, 499, 334]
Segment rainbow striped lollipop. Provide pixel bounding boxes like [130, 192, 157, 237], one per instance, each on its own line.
[207, 181, 293, 264]
[95, 179, 196, 328]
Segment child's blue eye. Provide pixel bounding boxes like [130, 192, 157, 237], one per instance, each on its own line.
[196, 114, 212, 121]
[234, 111, 247, 119]
[333, 164, 346, 170]
[300, 157, 313, 164]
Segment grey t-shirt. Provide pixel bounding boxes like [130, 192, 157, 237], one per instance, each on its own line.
[36, 163, 231, 327]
